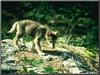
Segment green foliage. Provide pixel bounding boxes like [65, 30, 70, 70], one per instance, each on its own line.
[21, 57, 57, 74]
[44, 66, 57, 73]
[23, 35, 32, 42]
[21, 57, 43, 67]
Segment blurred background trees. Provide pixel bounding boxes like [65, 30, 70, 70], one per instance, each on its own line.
[1, 1, 99, 51]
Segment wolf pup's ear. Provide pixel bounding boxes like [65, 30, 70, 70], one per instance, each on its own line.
[53, 31, 58, 35]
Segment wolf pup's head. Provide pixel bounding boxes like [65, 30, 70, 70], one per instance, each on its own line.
[47, 31, 58, 49]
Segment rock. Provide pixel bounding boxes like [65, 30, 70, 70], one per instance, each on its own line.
[63, 58, 81, 74]
[1, 64, 11, 70]
[42, 55, 60, 61]
[1, 39, 14, 48]
[1, 63, 17, 70]
[1, 63, 17, 74]
[3, 55, 16, 63]
[43, 55, 53, 61]
[2, 39, 13, 44]
[61, 51, 72, 60]
[6, 47, 17, 54]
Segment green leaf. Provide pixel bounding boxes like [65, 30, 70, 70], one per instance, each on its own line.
[44, 66, 55, 73]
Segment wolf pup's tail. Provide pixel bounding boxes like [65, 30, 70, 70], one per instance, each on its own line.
[6, 22, 18, 35]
